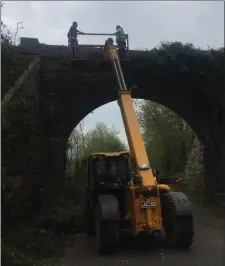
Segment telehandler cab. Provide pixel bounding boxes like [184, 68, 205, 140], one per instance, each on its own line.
[84, 41, 194, 254]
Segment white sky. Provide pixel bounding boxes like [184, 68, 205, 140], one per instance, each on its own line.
[1, 1, 224, 143]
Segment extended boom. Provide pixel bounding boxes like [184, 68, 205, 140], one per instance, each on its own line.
[105, 43, 165, 234]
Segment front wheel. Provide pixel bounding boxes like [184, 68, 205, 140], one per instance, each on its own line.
[164, 216, 194, 248]
[95, 195, 120, 254]
[96, 219, 119, 254]
[85, 200, 95, 236]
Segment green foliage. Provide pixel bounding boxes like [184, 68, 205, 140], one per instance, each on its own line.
[1, 15, 34, 98]
[1, 14, 13, 64]
[136, 100, 194, 177]
[1, 21, 12, 46]
[67, 102, 192, 181]
[132, 42, 224, 104]
[83, 122, 127, 155]
[66, 121, 127, 179]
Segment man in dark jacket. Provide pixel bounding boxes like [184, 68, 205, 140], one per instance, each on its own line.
[67, 21, 85, 59]
[114, 25, 126, 46]
[114, 25, 127, 58]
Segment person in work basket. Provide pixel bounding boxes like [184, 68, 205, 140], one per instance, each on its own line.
[103, 37, 114, 60]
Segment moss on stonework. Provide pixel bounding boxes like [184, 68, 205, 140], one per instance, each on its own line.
[184, 136, 204, 188]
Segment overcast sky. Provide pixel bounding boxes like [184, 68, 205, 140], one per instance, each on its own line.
[2, 1, 224, 143]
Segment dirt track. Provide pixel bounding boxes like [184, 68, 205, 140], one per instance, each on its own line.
[39, 203, 224, 266]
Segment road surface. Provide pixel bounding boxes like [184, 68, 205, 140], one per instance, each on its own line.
[39, 203, 224, 266]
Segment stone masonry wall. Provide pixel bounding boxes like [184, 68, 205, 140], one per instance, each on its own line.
[183, 136, 204, 188]
[2, 57, 44, 226]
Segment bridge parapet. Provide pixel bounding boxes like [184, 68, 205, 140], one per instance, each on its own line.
[19, 37, 108, 58]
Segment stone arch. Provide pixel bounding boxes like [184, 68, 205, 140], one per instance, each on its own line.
[64, 71, 215, 144]
[57, 74, 221, 192]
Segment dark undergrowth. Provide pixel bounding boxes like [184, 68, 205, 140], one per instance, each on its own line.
[2, 176, 86, 266]
[1, 43, 35, 98]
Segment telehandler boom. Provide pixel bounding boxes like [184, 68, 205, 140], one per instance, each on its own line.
[105, 43, 167, 234]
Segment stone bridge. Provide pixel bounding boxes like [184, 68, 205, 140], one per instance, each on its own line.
[2, 37, 225, 193]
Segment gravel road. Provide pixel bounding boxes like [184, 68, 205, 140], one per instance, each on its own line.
[39, 203, 224, 266]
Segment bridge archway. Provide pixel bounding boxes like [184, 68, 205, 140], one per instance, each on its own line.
[48, 75, 223, 192]
[67, 98, 197, 181]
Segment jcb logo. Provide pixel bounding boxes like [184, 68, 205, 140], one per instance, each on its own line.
[141, 201, 156, 208]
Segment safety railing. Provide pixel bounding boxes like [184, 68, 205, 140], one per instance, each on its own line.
[77, 32, 129, 50]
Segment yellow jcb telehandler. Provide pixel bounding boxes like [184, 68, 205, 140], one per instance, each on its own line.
[83, 42, 194, 254]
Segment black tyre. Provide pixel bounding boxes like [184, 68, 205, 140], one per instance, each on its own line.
[161, 192, 194, 249]
[86, 217, 95, 237]
[95, 195, 120, 254]
[85, 200, 95, 236]
[164, 216, 194, 248]
[96, 219, 119, 254]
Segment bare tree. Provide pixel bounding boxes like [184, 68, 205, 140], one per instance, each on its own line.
[14, 22, 24, 45]
[78, 119, 85, 157]
[66, 120, 86, 177]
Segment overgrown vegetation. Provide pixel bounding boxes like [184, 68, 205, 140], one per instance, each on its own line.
[1, 13, 34, 98]
[136, 100, 194, 178]
[66, 121, 127, 178]
[2, 119, 127, 265]
[1, 17, 55, 265]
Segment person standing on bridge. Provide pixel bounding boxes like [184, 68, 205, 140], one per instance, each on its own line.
[114, 25, 127, 58]
[67, 21, 85, 59]
[114, 25, 127, 46]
